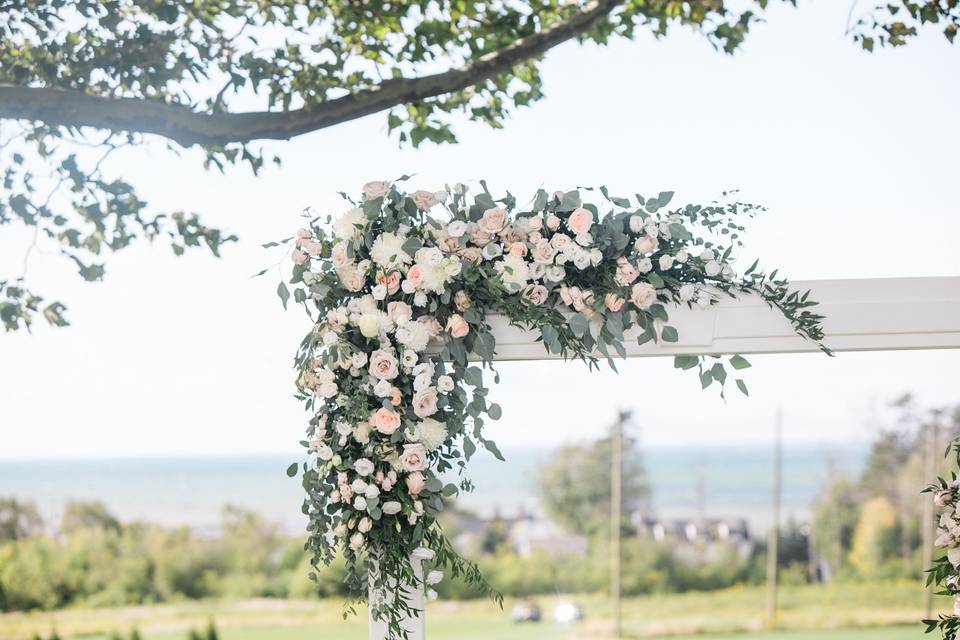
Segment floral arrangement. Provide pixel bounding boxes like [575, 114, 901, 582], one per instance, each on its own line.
[925, 442, 960, 638]
[275, 178, 828, 638]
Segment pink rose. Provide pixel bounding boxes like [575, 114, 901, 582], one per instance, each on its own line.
[291, 250, 309, 265]
[301, 240, 322, 256]
[550, 233, 572, 250]
[331, 242, 350, 269]
[508, 242, 528, 257]
[470, 227, 494, 247]
[546, 214, 561, 230]
[387, 301, 413, 324]
[458, 247, 483, 264]
[568, 208, 593, 235]
[454, 290, 472, 311]
[631, 282, 658, 310]
[522, 284, 549, 306]
[401, 443, 429, 472]
[368, 349, 399, 381]
[411, 190, 440, 210]
[405, 471, 426, 496]
[527, 216, 544, 231]
[412, 387, 438, 418]
[480, 207, 508, 234]
[634, 234, 658, 254]
[418, 316, 442, 337]
[379, 270, 402, 295]
[604, 293, 625, 312]
[446, 314, 470, 339]
[362, 180, 390, 200]
[372, 407, 402, 434]
[531, 240, 557, 265]
[615, 256, 640, 286]
[406, 264, 424, 288]
[390, 388, 402, 406]
[296, 228, 312, 240]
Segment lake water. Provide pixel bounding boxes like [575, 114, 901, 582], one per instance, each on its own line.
[0, 443, 867, 535]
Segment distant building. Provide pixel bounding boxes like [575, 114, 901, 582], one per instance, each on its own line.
[631, 513, 754, 559]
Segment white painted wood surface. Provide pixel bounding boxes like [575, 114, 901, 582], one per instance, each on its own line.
[369, 554, 426, 640]
[479, 277, 960, 361]
[370, 276, 960, 640]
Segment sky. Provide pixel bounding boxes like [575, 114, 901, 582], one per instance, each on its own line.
[1, 2, 958, 460]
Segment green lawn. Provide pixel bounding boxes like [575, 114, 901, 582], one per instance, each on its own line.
[0, 582, 944, 640]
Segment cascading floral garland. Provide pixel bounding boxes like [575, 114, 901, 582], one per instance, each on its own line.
[276, 178, 829, 638]
[925, 442, 960, 638]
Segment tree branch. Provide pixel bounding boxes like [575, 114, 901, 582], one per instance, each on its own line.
[0, 0, 624, 148]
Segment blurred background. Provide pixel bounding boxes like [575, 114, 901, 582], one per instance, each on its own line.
[1, 0, 959, 638]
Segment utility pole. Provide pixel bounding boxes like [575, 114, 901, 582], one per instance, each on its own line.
[766, 409, 783, 627]
[610, 410, 629, 639]
[922, 419, 939, 618]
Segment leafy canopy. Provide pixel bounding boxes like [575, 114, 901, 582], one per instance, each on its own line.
[0, 0, 955, 331]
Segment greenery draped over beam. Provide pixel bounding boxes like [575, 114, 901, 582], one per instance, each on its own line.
[1, 0, 956, 332]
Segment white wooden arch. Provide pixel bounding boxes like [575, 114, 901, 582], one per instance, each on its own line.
[372, 276, 960, 640]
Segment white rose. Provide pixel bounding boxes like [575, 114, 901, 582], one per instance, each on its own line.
[545, 265, 566, 283]
[373, 379, 392, 398]
[700, 248, 715, 262]
[679, 284, 696, 302]
[705, 260, 721, 277]
[335, 420, 353, 436]
[315, 443, 333, 461]
[354, 458, 375, 477]
[427, 570, 443, 586]
[659, 255, 674, 270]
[676, 250, 689, 263]
[357, 517, 373, 533]
[637, 258, 653, 273]
[447, 220, 467, 237]
[437, 375, 454, 392]
[353, 496, 368, 511]
[351, 352, 368, 368]
[351, 478, 368, 494]
[628, 215, 645, 233]
[364, 484, 380, 499]
[382, 501, 402, 515]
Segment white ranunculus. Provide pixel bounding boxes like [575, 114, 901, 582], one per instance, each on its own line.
[437, 375, 454, 392]
[401, 350, 418, 368]
[354, 458, 374, 477]
[357, 313, 380, 338]
[333, 207, 366, 239]
[676, 249, 689, 263]
[659, 255, 674, 270]
[382, 501, 402, 515]
[637, 258, 653, 273]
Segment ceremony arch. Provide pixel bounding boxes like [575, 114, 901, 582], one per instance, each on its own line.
[277, 181, 960, 640]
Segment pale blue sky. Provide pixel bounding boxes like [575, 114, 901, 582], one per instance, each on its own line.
[1, 2, 958, 459]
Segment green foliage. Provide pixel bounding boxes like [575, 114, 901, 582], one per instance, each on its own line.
[1, 1, 951, 331]
[538, 430, 650, 536]
[0, 498, 43, 541]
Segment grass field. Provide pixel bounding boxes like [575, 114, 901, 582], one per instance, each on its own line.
[0, 582, 945, 640]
